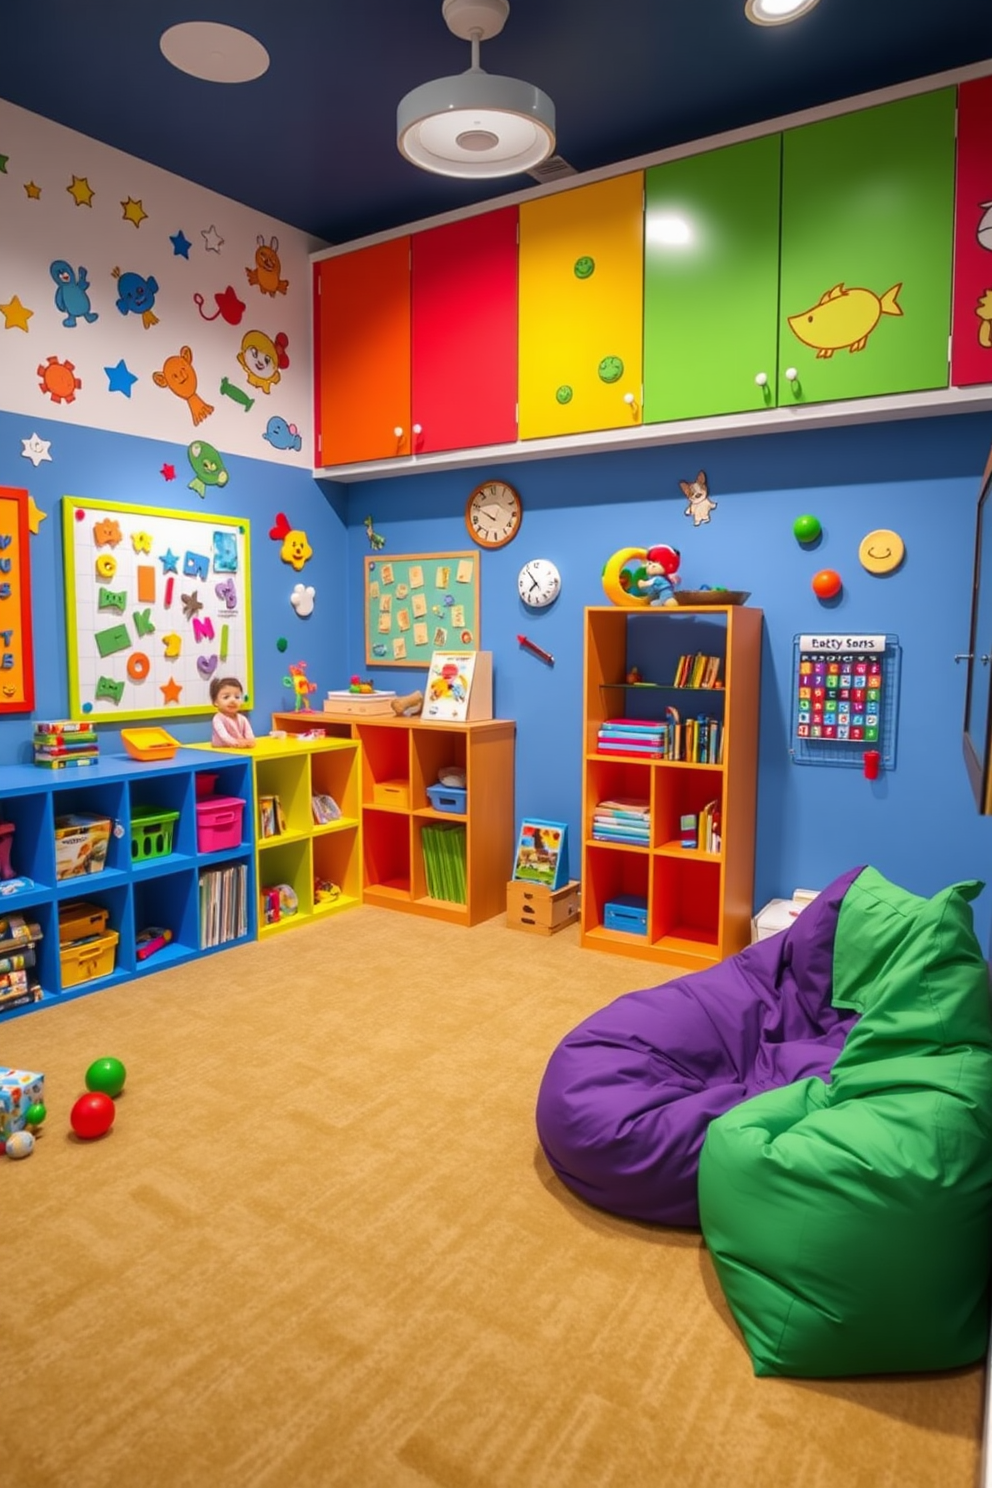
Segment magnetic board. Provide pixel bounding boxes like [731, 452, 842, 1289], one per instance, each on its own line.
[63, 496, 252, 722]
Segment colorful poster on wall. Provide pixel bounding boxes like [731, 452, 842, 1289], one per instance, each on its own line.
[62, 496, 252, 722]
[364, 551, 479, 668]
[796, 634, 884, 742]
[0, 487, 35, 714]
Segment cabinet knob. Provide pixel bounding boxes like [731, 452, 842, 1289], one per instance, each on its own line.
[785, 368, 798, 382]
[954, 653, 974, 663]
[754, 372, 768, 387]
[393, 426, 405, 439]
[412, 423, 423, 436]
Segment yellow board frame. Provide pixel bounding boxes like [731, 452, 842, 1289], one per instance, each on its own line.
[63, 495, 252, 723]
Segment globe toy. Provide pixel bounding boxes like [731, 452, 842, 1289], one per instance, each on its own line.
[6, 1130, 35, 1160]
[793, 514, 822, 544]
[812, 568, 843, 600]
[70, 1092, 116, 1140]
[85, 1056, 127, 1098]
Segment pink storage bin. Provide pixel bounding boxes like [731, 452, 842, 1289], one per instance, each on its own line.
[196, 796, 245, 853]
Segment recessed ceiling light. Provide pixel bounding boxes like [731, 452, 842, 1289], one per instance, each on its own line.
[745, 0, 820, 25]
[160, 22, 269, 83]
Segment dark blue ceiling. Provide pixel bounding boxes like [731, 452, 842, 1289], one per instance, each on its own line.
[1, 1, 989, 247]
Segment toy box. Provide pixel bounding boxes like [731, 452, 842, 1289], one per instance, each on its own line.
[58, 899, 110, 946]
[0, 1065, 45, 1139]
[373, 780, 410, 810]
[751, 888, 820, 943]
[55, 813, 112, 879]
[603, 894, 649, 935]
[506, 879, 580, 936]
[130, 806, 180, 861]
[60, 929, 119, 988]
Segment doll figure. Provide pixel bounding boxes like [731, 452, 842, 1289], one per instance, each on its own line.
[637, 544, 682, 606]
[210, 675, 256, 749]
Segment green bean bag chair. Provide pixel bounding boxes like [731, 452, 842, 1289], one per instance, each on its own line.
[699, 867, 992, 1377]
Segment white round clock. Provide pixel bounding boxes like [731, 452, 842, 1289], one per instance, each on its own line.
[518, 558, 561, 608]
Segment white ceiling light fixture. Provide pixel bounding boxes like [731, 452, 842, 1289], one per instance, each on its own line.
[160, 22, 269, 83]
[745, 0, 820, 24]
[398, 0, 556, 179]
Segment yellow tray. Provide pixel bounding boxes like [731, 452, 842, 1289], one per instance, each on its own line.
[121, 727, 180, 762]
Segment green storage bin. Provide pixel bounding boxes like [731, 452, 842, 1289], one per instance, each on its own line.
[130, 806, 180, 862]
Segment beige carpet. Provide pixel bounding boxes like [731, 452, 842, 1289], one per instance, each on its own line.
[1, 908, 982, 1488]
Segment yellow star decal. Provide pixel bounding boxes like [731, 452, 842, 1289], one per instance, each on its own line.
[27, 497, 47, 535]
[162, 632, 182, 660]
[121, 196, 147, 228]
[131, 530, 153, 553]
[160, 675, 183, 704]
[23, 181, 41, 200]
[67, 175, 94, 207]
[0, 296, 33, 332]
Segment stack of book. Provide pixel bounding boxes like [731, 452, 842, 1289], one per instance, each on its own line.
[698, 798, 722, 853]
[673, 653, 722, 688]
[597, 719, 666, 758]
[592, 799, 650, 845]
[198, 863, 248, 947]
[34, 720, 99, 769]
[0, 913, 43, 1015]
[421, 822, 467, 904]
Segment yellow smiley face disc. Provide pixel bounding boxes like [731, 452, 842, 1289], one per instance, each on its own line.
[858, 529, 905, 575]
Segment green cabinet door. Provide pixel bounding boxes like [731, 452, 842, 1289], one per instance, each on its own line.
[778, 88, 955, 406]
[644, 134, 782, 423]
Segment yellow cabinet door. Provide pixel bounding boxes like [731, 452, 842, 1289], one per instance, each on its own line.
[519, 173, 644, 439]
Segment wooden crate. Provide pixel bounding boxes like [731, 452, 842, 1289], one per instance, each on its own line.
[506, 879, 580, 936]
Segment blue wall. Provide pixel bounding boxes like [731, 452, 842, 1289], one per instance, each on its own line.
[342, 410, 992, 946]
[5, 403, 992, 948]
[0, 408, 348, 756]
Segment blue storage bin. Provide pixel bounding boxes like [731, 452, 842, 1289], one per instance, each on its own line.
[426, 783, 467, 814]
[604, 894, 648, 935]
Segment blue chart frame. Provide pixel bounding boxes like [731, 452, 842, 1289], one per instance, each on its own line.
[790, 633, 902, 769]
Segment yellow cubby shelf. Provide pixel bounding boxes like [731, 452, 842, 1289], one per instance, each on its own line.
[191, 735, 362, 937]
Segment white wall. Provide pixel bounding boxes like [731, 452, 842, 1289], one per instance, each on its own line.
[0, 98, 324, 470]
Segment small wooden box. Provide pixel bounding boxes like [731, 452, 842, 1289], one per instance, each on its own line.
[506, 879, 580, 936]
[373, 779, 410, 810]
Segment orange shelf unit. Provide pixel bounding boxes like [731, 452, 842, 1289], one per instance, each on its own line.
[272, 713, 515, 929]
[580, 604, 762, 970]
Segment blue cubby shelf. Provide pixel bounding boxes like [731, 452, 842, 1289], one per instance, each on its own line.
[0, 748, 258, 1022]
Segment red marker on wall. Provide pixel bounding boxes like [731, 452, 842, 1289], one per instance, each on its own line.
[165, 576, 174, 608]
[517, 633, 554, 666]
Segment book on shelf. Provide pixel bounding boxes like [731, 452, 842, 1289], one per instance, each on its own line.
[0, 915, 41, 945]
[198, 862, 247, 948]
[593, 811, 650, 828]
[311, 793, 342, 825]
[0, 946, 37, 974]
[597, 797, 650, 815]
[593, 828, 651, 846]
[698, 799, 722, 853]
[0, 983, 42, 1015]
[33, 755, 98, 770]
[33, 720, 92, 734]
[673, 654, 722, 689]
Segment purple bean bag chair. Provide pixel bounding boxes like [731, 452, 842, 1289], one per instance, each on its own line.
[535, 866, 864, 1226]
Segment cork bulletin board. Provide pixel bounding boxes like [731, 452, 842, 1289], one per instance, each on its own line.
[364, 551, 480, 668]
[63, 495, 252, 722]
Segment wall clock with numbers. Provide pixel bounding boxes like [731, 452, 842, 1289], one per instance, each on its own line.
[465, 480, 522, 549]
[518, 558, 561, 608]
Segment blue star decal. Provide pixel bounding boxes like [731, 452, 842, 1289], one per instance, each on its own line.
[159, 548, 180, 574]
[105, 359, 138, 397]
[170, 230, 192, 259]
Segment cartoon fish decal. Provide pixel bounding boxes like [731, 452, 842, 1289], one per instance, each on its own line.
[787, 282, 902, 358]
[263, 416, 303, 452]
[187, 439, 229, 498]
[112, 267, 159, 328]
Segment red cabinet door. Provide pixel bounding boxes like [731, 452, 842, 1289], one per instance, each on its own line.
[411, 207, 518, 454]
[314, 238, 411, 466]
[952, 77, 992, 388]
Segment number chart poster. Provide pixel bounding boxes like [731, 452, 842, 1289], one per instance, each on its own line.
[796, 634, 884, 742]
[63, 496, 252, 722]
[364, 551, 479, 668]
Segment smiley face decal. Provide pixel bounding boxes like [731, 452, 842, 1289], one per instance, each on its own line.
[859, 529, 905, 575]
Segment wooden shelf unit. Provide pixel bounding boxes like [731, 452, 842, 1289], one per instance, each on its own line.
[193, 736, 362, 939]
[272, 712, 515, 927]
[581, 604, 762, 970]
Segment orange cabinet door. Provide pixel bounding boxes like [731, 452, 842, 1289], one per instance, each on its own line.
[412, 207, 518, 454]
[518, 173, 644, 439]
[314, 238, 411, 466]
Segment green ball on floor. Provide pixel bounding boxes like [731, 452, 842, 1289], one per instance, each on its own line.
[85, 1057, 127, 1099]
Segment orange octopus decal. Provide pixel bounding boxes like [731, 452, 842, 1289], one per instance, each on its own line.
[152, 345, 214, 426]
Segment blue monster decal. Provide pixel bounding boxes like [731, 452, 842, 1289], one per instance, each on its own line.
[262, 416, 303, 453]
[50, 260, 98, 327]
[112, 266, 160, 328]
